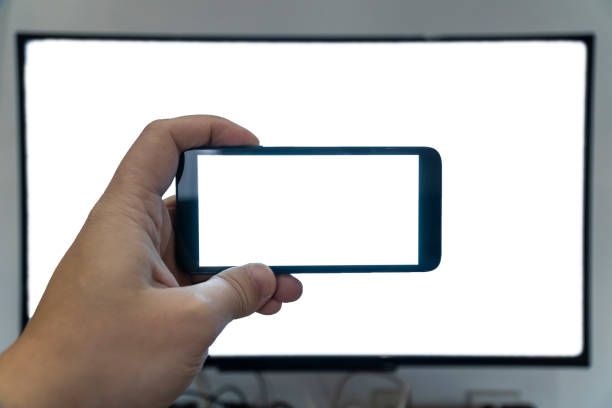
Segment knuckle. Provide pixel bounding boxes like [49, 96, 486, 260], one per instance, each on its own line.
[246, 262, 267, 275]
[142, 118, 167, 134]
[205, 114, 224, 122]
[183, 290, 211, 323]
[217, 272, 254, 317]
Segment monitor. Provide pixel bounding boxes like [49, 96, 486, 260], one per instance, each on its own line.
[18, 34, 591, 368]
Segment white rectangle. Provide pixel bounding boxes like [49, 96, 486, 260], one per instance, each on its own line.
[197, 154, 420, 266]
[24, 39, 586, 358]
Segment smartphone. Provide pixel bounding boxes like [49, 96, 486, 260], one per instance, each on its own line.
[176, 146, 441, 273]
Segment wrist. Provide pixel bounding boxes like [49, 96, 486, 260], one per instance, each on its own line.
[0, 337, 52, 408]
[0, 340, 37, 408]
[0, 331, 89, 408]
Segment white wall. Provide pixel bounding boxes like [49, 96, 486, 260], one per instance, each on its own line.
[1, 1, 611, 407]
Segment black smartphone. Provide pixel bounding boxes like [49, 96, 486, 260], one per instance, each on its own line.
[176, 146, 441, 273]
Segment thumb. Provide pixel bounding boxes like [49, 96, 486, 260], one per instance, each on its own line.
[189, 263, 277, 333]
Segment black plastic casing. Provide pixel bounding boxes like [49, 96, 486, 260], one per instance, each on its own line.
[176, 146, 442, 274]
[17, 34, 592, 370]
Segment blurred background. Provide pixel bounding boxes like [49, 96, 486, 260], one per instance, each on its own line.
[1, 1, 611, 407]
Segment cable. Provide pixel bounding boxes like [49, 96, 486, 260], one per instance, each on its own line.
[181, 386, 248, 408]
[269, 401, 295, 408]
[179, 372, 298, 408]
[331, 372, 411, 408]
[331, 373, 356, 408]
[196, 370, 212, 408]
[214, 385, 249, 404]
[254, 372, 270, 407]
[395, 375, 411, 408]
[338, 397, 367, 408]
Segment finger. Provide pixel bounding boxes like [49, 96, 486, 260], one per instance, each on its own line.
[160, 232, 193, 287]
[110, 115, 259, 196]
[161, 195, 198, 286]
[160, 195, 177, 251]
[189, 263, 276, 328]
[257, 299, 282, 315]
[191, 272, 303, 296]
[272, 275, 303, 303]
[163, 195, 176, 215]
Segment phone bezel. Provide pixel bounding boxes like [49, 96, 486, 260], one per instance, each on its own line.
[176, 146, 441, 273]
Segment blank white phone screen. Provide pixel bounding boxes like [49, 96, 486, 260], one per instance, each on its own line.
[197, 155, 419, 266]
[24, 39, 586, 358]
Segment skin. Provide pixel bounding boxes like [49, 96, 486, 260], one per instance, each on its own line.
[0, 115, 303, 408]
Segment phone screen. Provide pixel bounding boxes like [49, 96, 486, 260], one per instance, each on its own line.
[197, 154, 419, 267]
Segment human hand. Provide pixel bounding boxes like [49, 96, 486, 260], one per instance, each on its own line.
[0, 115, 302, 408]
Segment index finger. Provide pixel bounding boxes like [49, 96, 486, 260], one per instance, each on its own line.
[109, 115, 259, 196]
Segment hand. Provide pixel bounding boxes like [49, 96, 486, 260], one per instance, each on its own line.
[0, 115, 303, 408]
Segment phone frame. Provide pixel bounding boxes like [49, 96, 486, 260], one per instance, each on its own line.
[176, 146, 441, 274]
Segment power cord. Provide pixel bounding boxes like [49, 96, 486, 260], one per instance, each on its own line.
[175, 376, 293, 408]
[254, 372, 270, 407]
[180, 386, 247, 407]
[332, 372, 411, 408]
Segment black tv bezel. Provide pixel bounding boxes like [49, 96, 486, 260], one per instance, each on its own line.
[17, 32, 593, 369]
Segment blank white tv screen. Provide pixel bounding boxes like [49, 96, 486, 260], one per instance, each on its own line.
[23, 37, 588, 360]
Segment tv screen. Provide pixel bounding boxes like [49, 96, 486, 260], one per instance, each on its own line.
[19, 35, 591, 367]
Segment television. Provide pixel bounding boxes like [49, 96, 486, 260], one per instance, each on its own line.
[18, 34, 592, 368]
